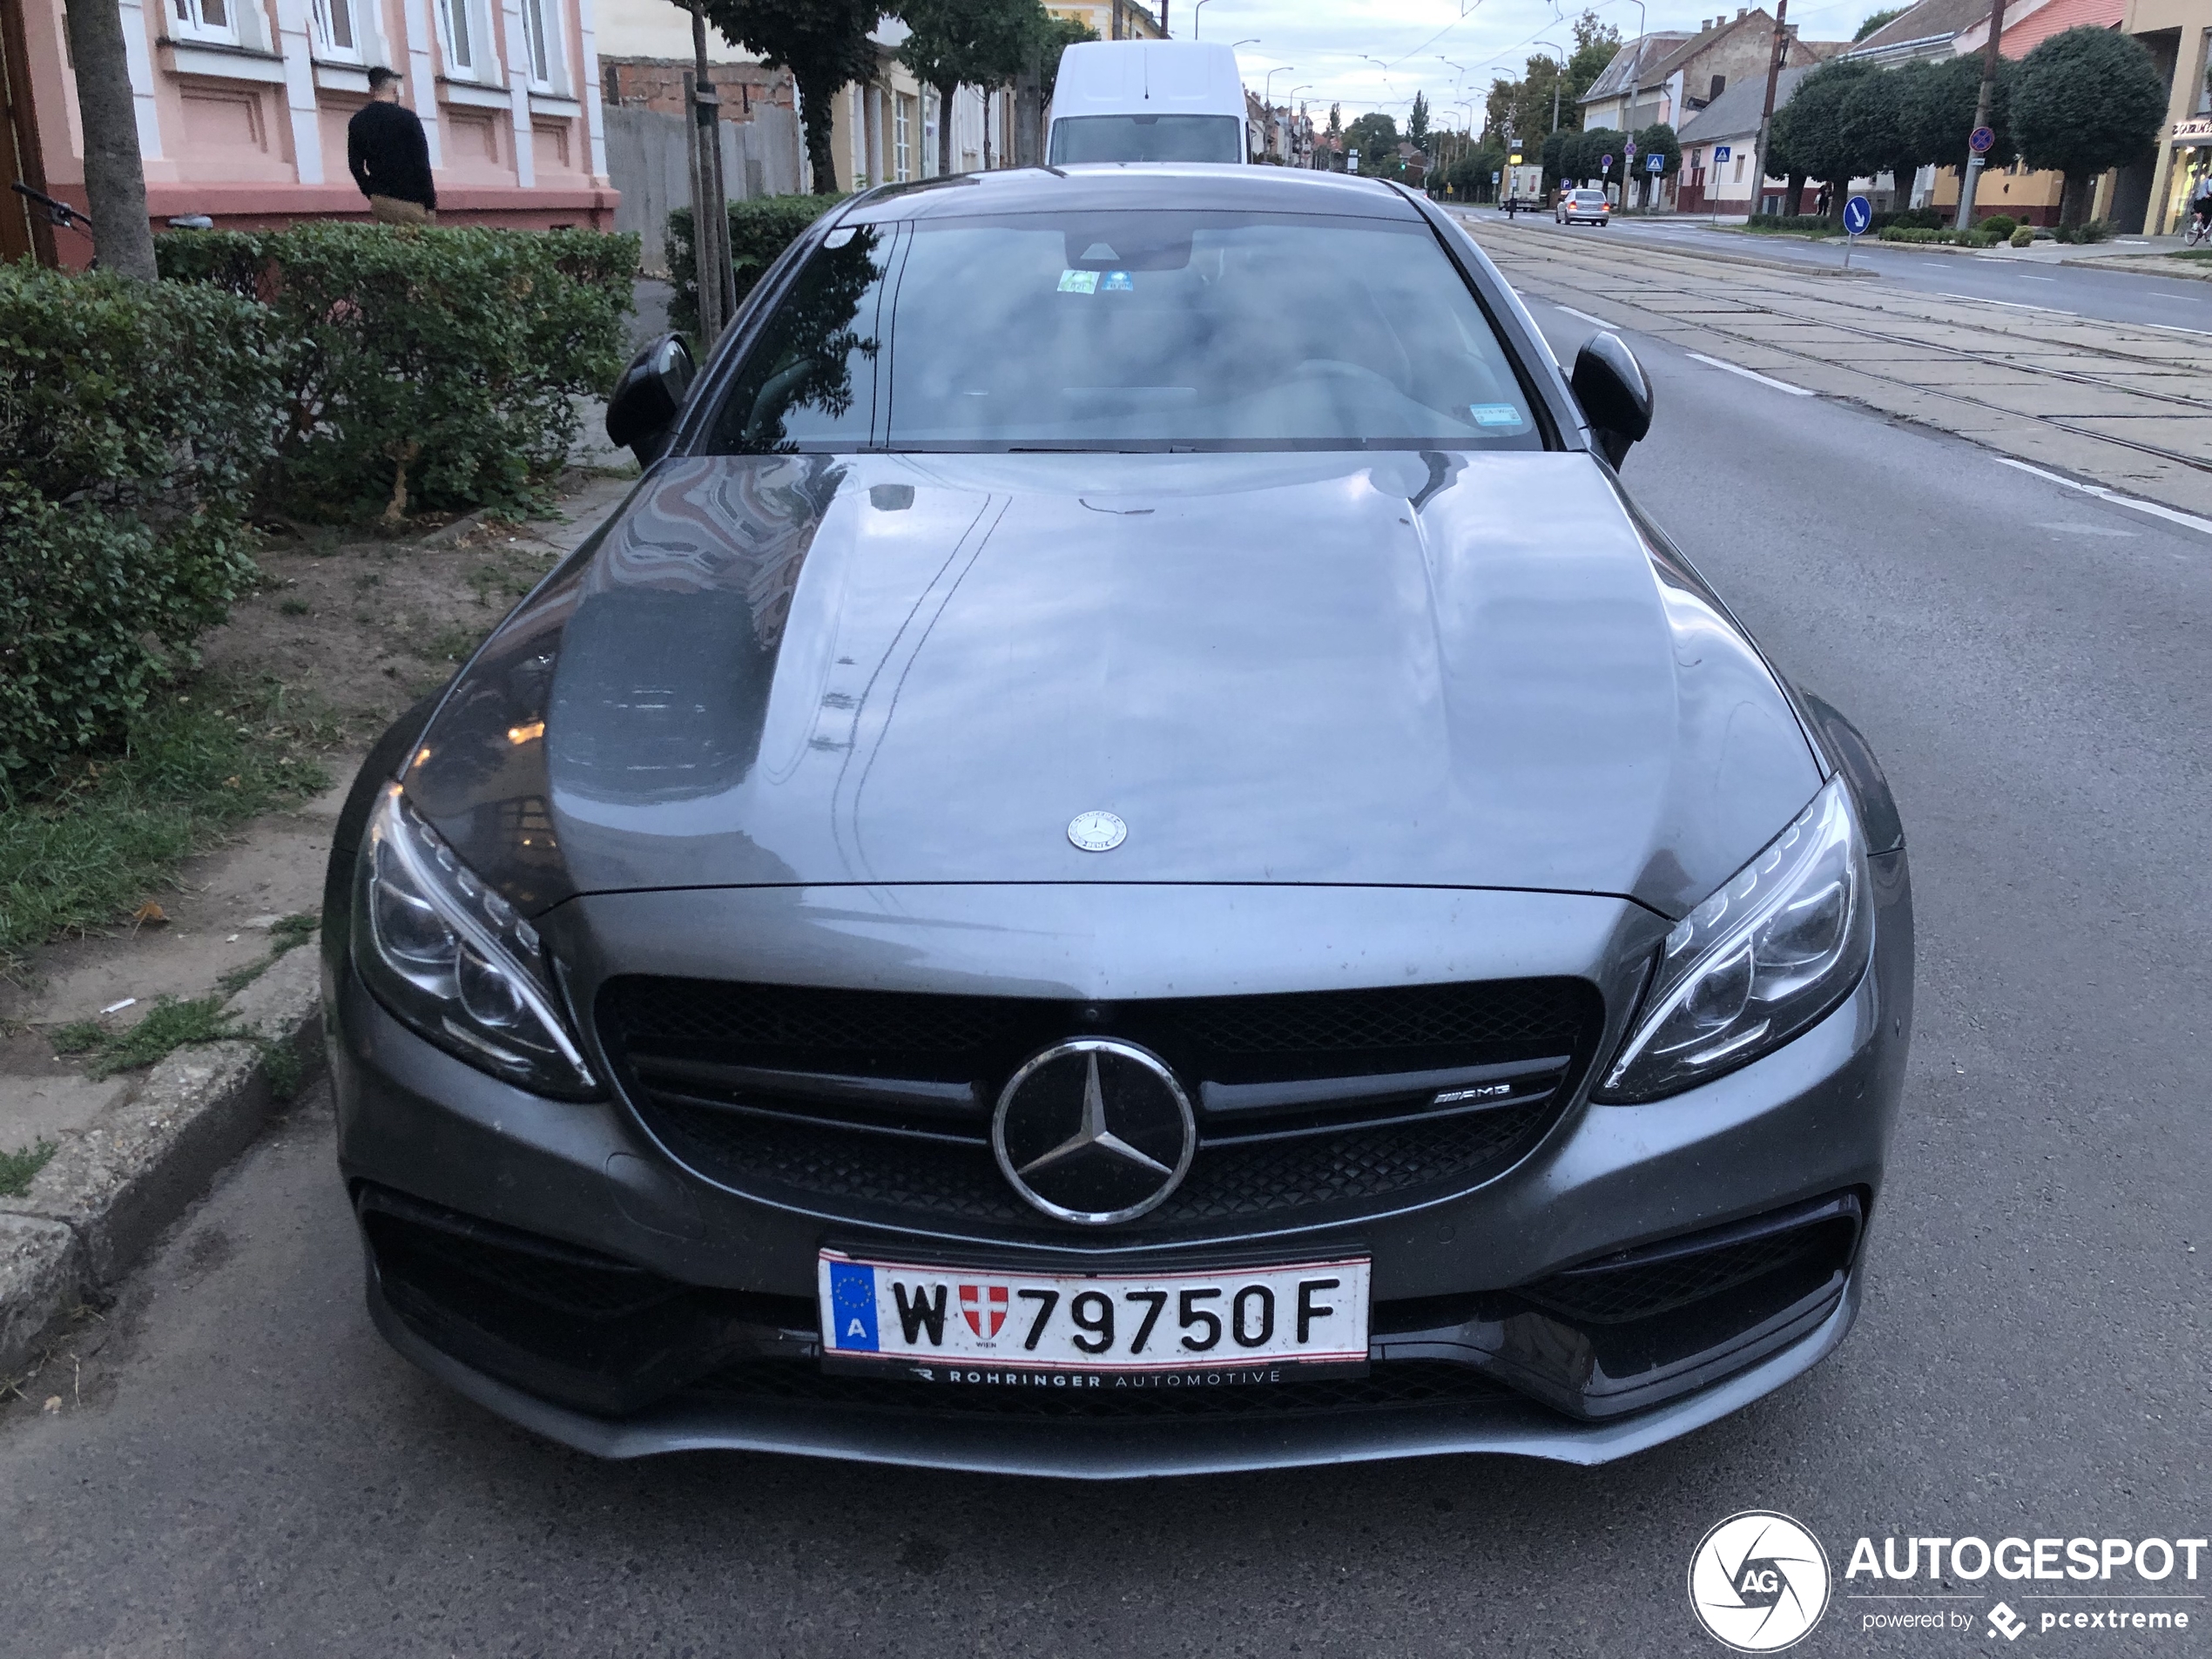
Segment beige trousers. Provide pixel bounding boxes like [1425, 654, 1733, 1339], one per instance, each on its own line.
[368, 195, 437, 226]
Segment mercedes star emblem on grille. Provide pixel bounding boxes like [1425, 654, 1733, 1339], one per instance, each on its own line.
[992, 1038, 1196, 1224]
[1067, 811, 1127, 852]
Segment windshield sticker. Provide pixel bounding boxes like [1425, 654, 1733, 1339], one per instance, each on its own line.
[1469, 403, 1527, 429]
[1100, 270, 1134, 292]
[1057, 269, 1101, 293]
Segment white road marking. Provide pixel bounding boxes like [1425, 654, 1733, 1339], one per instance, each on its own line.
[2015, 274, 2058, 281]
[1932, 292, 2080, 316]
[1553, 304, 1622, 330]
[1995, 456, 2212, 536]
[1684, 352, 1817, 395]
[2139, 320, 2212, 338]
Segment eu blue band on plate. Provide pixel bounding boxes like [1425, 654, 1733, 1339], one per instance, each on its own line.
[828, 1261, 879, 1350]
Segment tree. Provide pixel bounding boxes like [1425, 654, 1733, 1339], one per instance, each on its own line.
[703, 0, 878, 192]
[1409, 91, 1431, 151]
[1327, 102, 1343, 143]
[1768, 57, 1878, 225]
[2013, 25, 2168, 226]
[1902, 51, 2013, 182]
[1540, 128, 1569, 192]
[894, 0, 1042, 175]
[1838, 61, 1928, 208]
[1345, 111, 1399, 172]
[1633, 121, 1682, 197]
[62, 0, 155, 278]
[1853, 5, 1905, 42]
[1569, 126, 1623, 187]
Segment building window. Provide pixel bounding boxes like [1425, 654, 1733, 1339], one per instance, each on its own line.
[172, 0, 238, 44]
[521, 0, 561, 89]
[312, 0, 359, 57]
[439, 0, 475, 74]
[894, 93, 913, 181]
[1733, 154, 1745, 183]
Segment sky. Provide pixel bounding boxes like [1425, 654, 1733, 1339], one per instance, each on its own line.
[1196, 0, 1894, 132]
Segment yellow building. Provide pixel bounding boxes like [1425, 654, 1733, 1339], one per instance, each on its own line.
[2123, 0, 2212, 233]
[1046, 0, 1163, 42]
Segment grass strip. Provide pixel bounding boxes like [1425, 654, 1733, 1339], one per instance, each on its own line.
[50, 996, 248, 1080]
[0, 679, 334, 973]
[0, 1137, 57, 1198]
[217, 912, 321, 995]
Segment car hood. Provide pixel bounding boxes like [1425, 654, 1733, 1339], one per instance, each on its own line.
[404, 451, 1818, 918]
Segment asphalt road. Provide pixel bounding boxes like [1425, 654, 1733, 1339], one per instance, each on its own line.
[3, 318, 2207, 1656]
[1467, 207, 2212, 335]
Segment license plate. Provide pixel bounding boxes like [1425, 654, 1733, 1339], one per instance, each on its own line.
[818, 1250, 1371, 1386]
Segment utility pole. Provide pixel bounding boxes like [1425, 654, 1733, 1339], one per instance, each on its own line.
[1953, 0, 2008, 229]
[1749, 0, 1789, 218]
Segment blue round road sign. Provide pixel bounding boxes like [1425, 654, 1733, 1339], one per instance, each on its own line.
[1969, 125, 1995, 155]
[1601, 152, 1614, 172]
[1843, 194, 1872, 235]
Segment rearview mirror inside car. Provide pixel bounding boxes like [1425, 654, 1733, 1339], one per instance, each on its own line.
[606, 333, 697, 468]
[1569, 332, 1653, 469]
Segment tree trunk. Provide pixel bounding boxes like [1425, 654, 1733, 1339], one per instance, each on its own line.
[936, 79, 956, 175]
[1785, 171, 1806, 216]
[799, 76, 839, 194]
[982, 89, 994, 170]
[2058, 172, 2090, 230]
[62, 0, 156, 278]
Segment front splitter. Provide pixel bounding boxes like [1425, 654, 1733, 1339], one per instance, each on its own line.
[365, 1273, 1860, 1480]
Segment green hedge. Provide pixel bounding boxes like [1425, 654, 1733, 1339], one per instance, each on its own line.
[0, 265, 282, 780]
[666, 194, 846, 339]
[158, 224, 637, 520]
[1880, 226, 1997, 246]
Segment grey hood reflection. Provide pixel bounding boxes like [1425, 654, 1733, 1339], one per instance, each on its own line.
[415, 450, 1820, 917]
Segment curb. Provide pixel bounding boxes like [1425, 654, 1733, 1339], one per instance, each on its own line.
[0, 946, 325, 1379]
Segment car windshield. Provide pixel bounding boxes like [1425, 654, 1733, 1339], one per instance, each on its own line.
[1049, 115, 1243, 164]
[706, 209, 1543, 454]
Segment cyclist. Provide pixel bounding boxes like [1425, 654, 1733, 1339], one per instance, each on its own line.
[2190, 171, 2212, 246]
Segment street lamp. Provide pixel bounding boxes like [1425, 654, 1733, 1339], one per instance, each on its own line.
[1228, 37, 1258, 48]
[1531, 39, 1567, 132]
[1190, 0, 1211, 37]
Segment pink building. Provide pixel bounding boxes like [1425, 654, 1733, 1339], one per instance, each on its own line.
[1, 0, 617, 263]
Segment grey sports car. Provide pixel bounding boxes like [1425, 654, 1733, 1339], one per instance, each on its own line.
[322, 165, 1912, 1477]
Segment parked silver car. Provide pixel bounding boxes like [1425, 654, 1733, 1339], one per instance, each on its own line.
[324, 165, 1912, 1478]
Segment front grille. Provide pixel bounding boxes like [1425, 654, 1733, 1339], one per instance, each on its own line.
[685, 1359, 1514, 1420]
[599, 975, 1602, 1238]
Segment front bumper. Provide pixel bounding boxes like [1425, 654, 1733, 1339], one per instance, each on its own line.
[327, 867, 1911, 1474]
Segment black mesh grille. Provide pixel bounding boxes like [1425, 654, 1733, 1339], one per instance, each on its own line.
[600, 974, 1602, 1238]
[1520, 1209, 1859, 1325]
[685, 1359, 1514, 1420]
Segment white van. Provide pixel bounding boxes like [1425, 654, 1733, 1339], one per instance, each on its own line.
[1046, 40, 1248, 165]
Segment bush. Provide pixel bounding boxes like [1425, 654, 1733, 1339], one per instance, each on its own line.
[2076, 218, 2111, 242]
[1980, 214, 2018, 238]
[1874, 206, 1948, 231]
[1878, 226, 1995, 247]
[1745, 212, 1833, 233]
[2010, 225, 2036, 247]
[0, 265, 282, 779]
[159, 224, 636, 522]
[666, 194, 846, 337]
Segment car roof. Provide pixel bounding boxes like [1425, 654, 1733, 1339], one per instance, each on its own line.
[839, 165, 1426, 225]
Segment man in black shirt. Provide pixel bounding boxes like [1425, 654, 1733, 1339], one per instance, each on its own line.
[348, 67, 437, 225]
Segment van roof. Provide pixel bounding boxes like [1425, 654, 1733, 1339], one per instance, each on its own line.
[1049, 40, 1245, 118]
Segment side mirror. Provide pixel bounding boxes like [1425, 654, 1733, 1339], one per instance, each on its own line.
[606, 333, 696, 467]
[1569, 331, 1653, 469]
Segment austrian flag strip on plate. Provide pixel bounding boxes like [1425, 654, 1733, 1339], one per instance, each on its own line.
[819, 1251, 1372, 1382]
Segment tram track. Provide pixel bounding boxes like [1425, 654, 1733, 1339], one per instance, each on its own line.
[1469, 222, 2212, 479]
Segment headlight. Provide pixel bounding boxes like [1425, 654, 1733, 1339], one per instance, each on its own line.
[353, 784, 598, 1097]
[1597, 776, 1871, 1102]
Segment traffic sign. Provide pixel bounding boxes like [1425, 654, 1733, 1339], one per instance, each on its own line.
[1509, 152, 1521, 164]
[1843, 193, 1871, 235]
[1969, 125, 1995, 156]
[1714, 144, 1731, 162]
[1624, 138, 1637, 158]
[1601, 152, 1614, 172]
[1491, 171, 1501, 183]
[1645, 152, 1664, 173]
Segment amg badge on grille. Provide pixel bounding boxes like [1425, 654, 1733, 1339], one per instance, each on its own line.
[1067, 811, 1127, 853]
